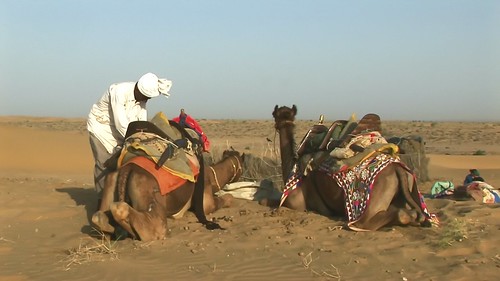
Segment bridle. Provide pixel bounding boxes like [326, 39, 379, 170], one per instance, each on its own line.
[274, 119, 295, 130]
[209, 155, 243, 191]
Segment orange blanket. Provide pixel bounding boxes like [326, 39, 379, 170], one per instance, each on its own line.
[123, 156, 198, 195]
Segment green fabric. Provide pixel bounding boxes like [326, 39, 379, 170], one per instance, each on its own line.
[308, 131, 326, 150]
[120, 133, 195, 180]
[340, 143, 399, 168]
[337, 115, 357, 141]
[330, 124, 343, 141]
[431, 181, 455, 198]
[150, 111, 180, 140]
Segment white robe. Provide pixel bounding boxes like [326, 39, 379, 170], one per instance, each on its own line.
[87, 82, 147, 153]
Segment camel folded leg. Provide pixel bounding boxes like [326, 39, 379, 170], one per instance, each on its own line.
[91, 211, 116, 234]
[351, 204, 421, 231]
[110, 202, 137, 239]
[350, 205, 400, 231]
[110, 202, 167, 241]
[203, 189, 233, 215]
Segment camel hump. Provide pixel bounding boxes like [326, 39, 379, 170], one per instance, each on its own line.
[351, 113, 381, 135]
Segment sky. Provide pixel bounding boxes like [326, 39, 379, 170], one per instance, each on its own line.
[1, 0, 499, 121]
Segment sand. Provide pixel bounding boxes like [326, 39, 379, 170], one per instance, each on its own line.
[0, 116, 499, 281]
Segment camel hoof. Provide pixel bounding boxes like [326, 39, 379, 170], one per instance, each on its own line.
[110, 202, 130, 221]
[258, 198, 269, 206]
[397, 209, 413, 225]
[92, 211, 115, 234]
[258, 198, 280, 208]
[397, 209, 420, 225]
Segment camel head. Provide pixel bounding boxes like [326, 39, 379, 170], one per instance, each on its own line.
[272, 105, 297, 128]
[222, 149, 245, 164]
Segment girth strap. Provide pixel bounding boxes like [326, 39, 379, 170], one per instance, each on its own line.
[192, 153, 223, 230]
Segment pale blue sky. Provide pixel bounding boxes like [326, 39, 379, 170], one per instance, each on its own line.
[1, 0, 499, 121]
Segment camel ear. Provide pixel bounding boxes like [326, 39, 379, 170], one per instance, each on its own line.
[273, 105, 279, 117]
[241, 153, 245, 162]
[292, 104, 297, 115]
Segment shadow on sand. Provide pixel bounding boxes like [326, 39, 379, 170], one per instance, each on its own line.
[55, 186, 98, 236]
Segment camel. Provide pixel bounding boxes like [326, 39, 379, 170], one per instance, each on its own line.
[269, 105, 435, 231]
[92, 119, 244, 241]
[205, 149, 245, 194]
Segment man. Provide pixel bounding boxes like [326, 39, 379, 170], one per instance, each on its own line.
[87, 72, 172, 203]
[463, 169, 484, 185]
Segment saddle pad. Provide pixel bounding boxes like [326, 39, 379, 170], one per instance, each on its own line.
[124, 156, 194, 195]
[118, 132, 199, 182]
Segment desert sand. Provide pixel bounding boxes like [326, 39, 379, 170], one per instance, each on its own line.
[0, 115, 499, 281]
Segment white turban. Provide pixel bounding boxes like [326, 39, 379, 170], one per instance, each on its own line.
[137, 73, 172, 98]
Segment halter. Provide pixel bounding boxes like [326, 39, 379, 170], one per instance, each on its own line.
[209, 155, 242, 191]
[274, 119, 295, 130]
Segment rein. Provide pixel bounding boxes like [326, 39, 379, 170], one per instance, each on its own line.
[210, 155, 242, 191]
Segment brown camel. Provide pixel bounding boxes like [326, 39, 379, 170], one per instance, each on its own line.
[269, 105, 434, 231]
[92, 122, 244, 241]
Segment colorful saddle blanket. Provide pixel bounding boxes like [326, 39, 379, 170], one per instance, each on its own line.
[280, 152, 437, 230]
[330, 153, 397, 225]
[329, 153, 433, 229]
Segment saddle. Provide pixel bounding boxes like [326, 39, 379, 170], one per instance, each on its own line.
[297, 113, 381, 156]
[116, 112, 202, 182]
[296, 113, 387, 175]
[104, 112, 204, 171]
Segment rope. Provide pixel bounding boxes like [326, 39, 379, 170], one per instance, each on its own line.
[209, 155, 242, 191]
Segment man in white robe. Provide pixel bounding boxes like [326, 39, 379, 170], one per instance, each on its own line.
[87, 73, 172, 206]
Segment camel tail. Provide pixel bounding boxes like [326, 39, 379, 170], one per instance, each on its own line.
[117, 164, 133, 202]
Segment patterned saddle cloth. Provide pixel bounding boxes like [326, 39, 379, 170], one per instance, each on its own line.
[281, 152, 437, 230]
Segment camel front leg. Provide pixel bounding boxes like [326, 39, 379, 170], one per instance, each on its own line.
[351, 205, 401, 231]
[203, 185, 233, 215]
[99, 171, 118, 211]
[110, 202, 168, 241]
[91, 171, 119, 235]
[109, 202, 137, 240]
[281, 187, 307, 212]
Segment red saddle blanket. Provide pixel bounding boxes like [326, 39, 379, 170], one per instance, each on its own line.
[123, 156, 199, 195]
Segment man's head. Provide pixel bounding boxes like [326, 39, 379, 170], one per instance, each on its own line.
[470, 169, 480, 176]
[134, 73, 172, 101]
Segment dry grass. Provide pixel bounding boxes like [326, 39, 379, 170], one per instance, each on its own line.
[302, 252, 342, 280]
[210, 143, 284, 190]
[0, 237, 15, 243]
[60, 229, 119, 270]
[435, 218, 469, 248]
